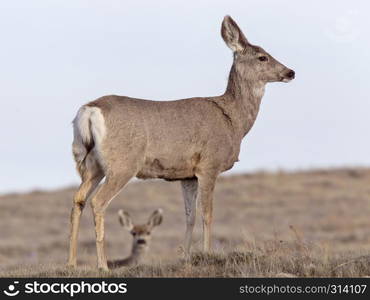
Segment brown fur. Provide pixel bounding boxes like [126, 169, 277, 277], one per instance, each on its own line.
[67, 15, 294, 270]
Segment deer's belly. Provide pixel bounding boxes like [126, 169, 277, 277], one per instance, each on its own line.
[136, 155, 199, 181]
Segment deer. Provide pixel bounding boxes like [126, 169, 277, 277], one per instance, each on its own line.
[67, 15, 295, 271]
[108, 209, 163, 268]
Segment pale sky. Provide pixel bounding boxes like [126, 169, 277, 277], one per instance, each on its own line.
[1, 0, 369, 193]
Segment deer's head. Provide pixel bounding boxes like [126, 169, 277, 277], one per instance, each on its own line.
[118, 209, 163, 253]
[221, 15, 295, 84]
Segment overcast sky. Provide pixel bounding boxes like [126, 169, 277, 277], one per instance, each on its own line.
[0, 0, 369, 193]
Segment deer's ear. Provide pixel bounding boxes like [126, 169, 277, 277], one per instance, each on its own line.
[147, 209, 163, 229]
[221, 15, 249, 52]
[118, 209, 133, 231]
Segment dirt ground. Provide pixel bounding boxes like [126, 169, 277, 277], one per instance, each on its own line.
[1, 168, 370, 277]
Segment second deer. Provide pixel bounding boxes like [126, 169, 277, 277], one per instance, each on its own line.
[108, 209, 163, 268]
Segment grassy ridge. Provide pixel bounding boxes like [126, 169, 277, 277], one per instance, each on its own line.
[1, 168, 370, 277]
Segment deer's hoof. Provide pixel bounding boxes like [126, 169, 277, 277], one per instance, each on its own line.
[66, 263, 77, 269]
[98, 266, 109, 272]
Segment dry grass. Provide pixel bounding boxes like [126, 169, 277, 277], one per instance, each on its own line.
[1, 168, 370, 277]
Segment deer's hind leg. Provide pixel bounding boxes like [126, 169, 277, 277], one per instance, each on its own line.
[91, 168, 136, 271]
[68, 152, 104, 267]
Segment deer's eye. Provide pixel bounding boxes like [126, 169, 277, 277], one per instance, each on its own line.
[258, 56, 268, 62]
[131, 232, 137, 236]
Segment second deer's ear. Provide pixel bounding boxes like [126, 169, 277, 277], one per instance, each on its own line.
[147, 209, 163, 229]
[118, 209, 134, 231]
[221, 15, 249, 52]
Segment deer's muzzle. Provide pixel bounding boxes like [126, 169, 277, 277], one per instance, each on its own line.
[281, 69, 295, 82]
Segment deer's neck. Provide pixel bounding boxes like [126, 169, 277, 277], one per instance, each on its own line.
[125, 244, 148, 265]
[223, 63, 265, 137]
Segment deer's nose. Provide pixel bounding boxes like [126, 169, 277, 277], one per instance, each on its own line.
[137, 239, 146, 245]
[286, 70, 295, 79]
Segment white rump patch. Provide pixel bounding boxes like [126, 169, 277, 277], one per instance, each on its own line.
[73, 106, 106, 146]
[72, 106, 106, 166]
[89, 107, 106, 146]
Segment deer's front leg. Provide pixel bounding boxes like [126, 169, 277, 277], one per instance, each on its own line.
[196, 172, 217, 252]
[181, 178, 198, 257]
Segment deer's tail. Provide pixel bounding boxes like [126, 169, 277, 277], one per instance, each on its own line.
[72, 105, 106, 178]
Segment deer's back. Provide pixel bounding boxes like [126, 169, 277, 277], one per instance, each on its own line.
[86, 95, 239, 180]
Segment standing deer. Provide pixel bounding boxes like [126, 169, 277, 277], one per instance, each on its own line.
[108, 209, 163, 268]
[68, 15, 295, 270]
